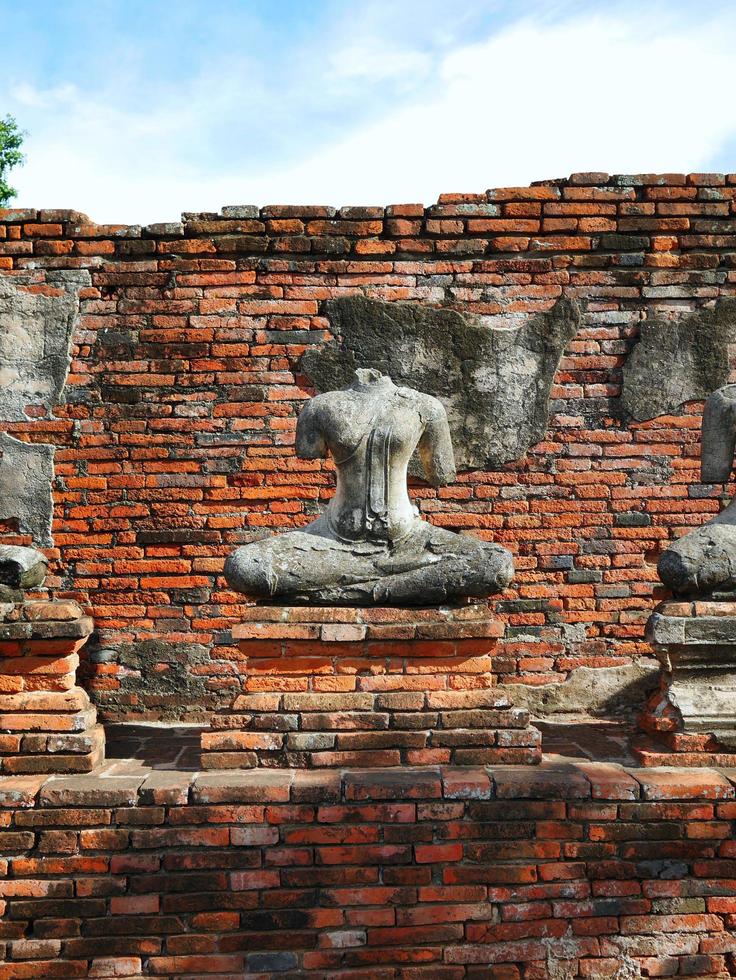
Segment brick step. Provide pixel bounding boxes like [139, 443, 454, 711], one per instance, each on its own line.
[201, 741, 542, 770]
[0, 723, 105, 774]
[0, 688, 91, 713]
[201, 721, 542, 768]
[206, 607, 540, 769]
[0, 603, 102, 775]
[632, 734, 736, 768]
[232, 689, 514, 712]
[203, 726, 542, 753]
[0, 705, 98, 732]
[211, 706, 530, 732]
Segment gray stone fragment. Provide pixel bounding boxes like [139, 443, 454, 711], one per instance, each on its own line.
[500, 659, 660, 717]
[246, 953, 298, 973]
[144, 222, 184, 236]
[286, 732, 336, 751]
[225, 369, 514, 605]
[615, 512, 651, 527]
[683, 616, 736, 643]
[0, 434, 55, 546]
[220, 205, 260, 219]
[0, 545, 48, 589]
[0, 271, 89, 421]
[301, 294, 580, 470]
[0, 271, 88, 547]
[568, 570, 602, 584]
[620, 299, 736, 422]
[646, 613, 686, 645]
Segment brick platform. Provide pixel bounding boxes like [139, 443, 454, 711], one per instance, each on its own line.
[201, 605, 542, 769]
[0, 600, 104, 774]
[635, 600, 736, 768]
[0, 759, 735, 977]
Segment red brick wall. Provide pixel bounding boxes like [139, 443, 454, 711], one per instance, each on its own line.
[1, 764, 735, 977]
[1, 173, 735, 720]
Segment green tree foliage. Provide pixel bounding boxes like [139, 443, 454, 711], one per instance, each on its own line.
[0, 116, 26, 207]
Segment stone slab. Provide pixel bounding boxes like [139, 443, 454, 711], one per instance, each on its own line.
[39, 769, 146, 806]
[0, 616, 94, 641]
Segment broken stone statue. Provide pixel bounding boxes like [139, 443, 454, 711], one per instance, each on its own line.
[642, 383, 736, 764]
[659, 384, 736, 596]
[225, 369, 514, 605]
[0, 545, 48, 592]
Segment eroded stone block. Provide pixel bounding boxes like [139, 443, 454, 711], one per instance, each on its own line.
[0, 271, 89, 420]
[301, 295, 580, 470]
[0, 271, 89, 547]
[620, 299, 736, 422]
[0, 435, 55, 547]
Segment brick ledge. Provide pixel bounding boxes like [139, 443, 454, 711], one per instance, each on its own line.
[2, 761, 735, 809]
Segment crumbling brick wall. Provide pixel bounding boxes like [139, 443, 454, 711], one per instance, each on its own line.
[1, 764, 735, 976]
[1, 173, 735, 721]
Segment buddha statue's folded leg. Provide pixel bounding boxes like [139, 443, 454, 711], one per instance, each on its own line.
[658, 520, 736, 596]
[224, 529, 383, 603]
[372, 525, 514, 605]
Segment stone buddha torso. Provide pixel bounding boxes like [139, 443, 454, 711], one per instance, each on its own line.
[225, 369, 514, 605]
[296, 371, 454, 545]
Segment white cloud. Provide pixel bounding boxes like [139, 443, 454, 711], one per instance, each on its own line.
[11, 82, 78, 109]
[9, 9, 736, 223]
[328, 41, 432, 83]
[267, 14, 736, 205]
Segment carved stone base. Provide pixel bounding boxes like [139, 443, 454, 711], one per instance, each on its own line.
[201, 604, 541, 768]
[0, 601, 104, 774]
[633, 600, 736, 767]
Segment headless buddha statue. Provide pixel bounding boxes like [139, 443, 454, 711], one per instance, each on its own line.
[225, 369, 514, 605]
[659, 384, 736, 596]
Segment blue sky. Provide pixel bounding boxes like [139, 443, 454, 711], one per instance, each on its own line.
[3, 0, 736, 223]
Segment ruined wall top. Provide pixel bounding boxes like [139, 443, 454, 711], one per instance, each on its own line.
[2, 172, 735, 261]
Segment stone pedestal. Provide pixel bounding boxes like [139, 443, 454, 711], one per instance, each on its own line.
[0, 600, 104, 774]
[201, 604, 541, 769]
[634, 600, 736, 766]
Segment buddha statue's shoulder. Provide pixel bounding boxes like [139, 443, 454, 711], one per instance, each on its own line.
[303, 388, 352, 412]
[395, 386, 447, 420]
[298, 388, 352, 426]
